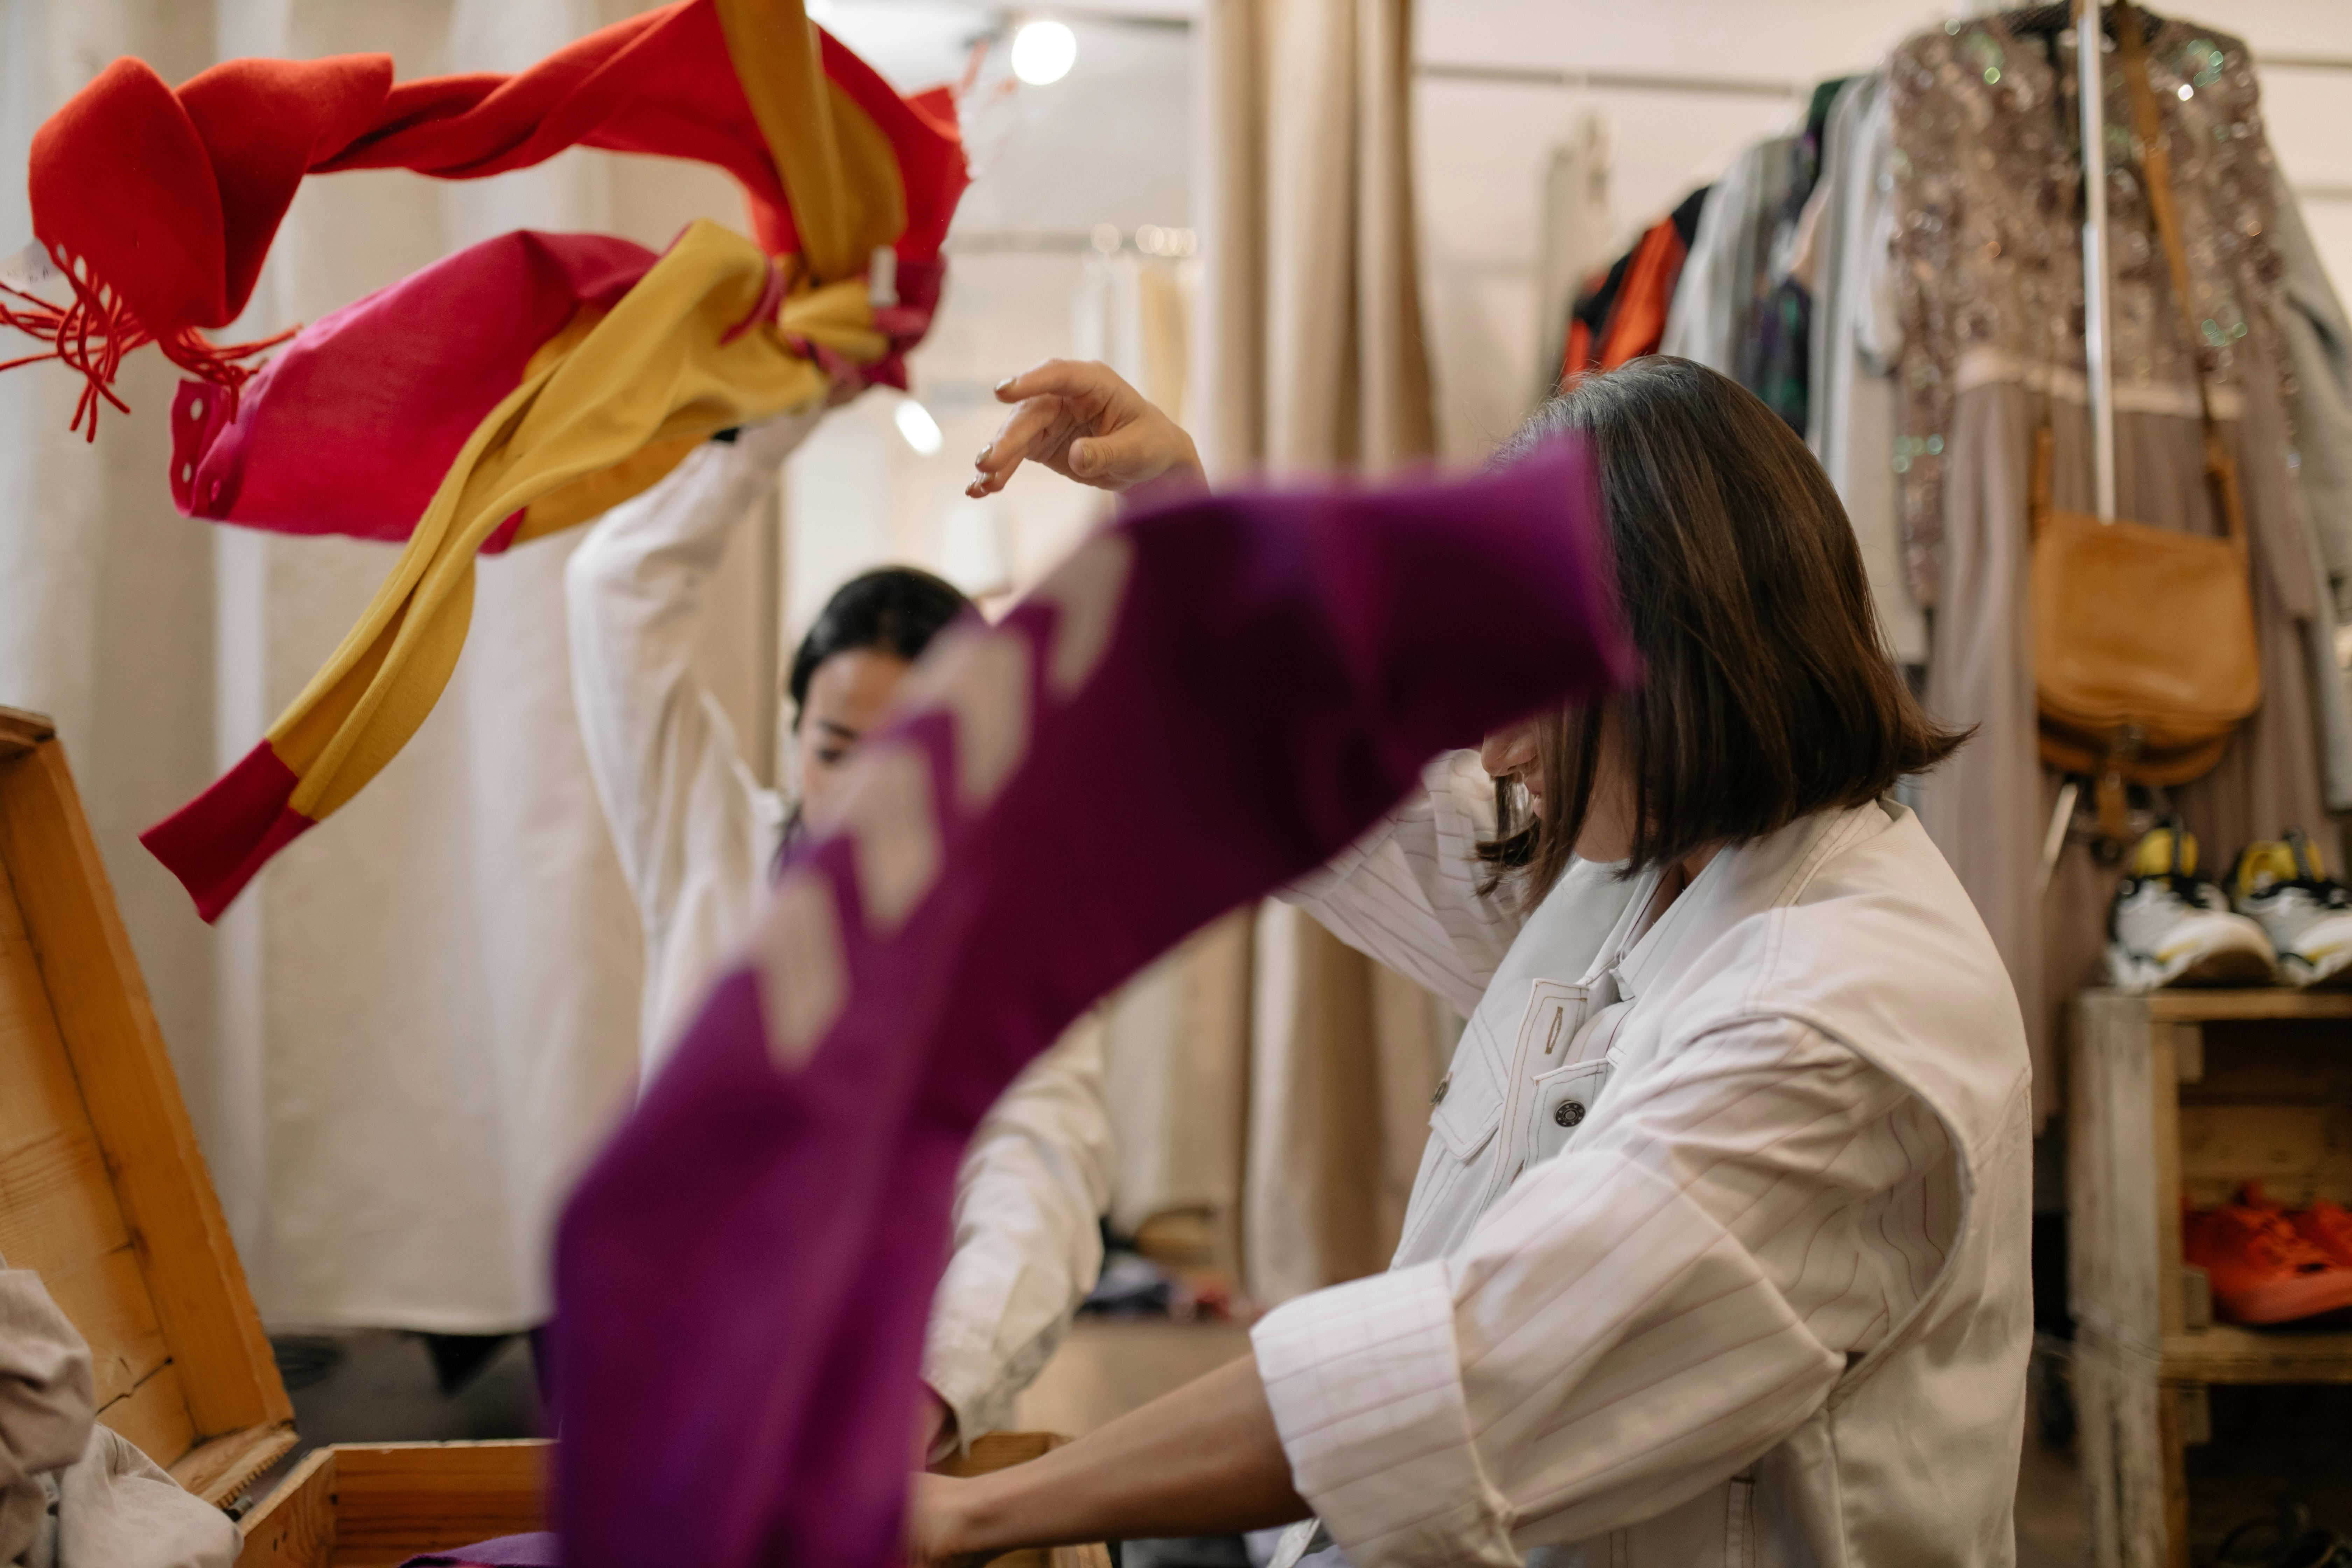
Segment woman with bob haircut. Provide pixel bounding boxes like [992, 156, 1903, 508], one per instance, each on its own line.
[912, 355, 2033, 1568]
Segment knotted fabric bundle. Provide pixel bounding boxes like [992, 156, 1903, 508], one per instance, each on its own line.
[551, 440, 1634, 1568]
[0, 0, 971, 917]
[7, 0, 961, 429]
[140, 220, 880, 919]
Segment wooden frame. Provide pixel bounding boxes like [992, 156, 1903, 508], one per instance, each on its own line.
[237, 1441, 549, 1568]
[237, 1434, 1118, 1568]
[0, 708, 294, 1503]
[2070, 989, 2352, 1568]
[0, 706, 1120, 1562]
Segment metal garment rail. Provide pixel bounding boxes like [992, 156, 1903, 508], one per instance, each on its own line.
[2079, 0, 2118, 522]
[1412, 61, 1803, 100]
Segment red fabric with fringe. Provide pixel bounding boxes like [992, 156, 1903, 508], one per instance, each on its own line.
[12, 0, 963, 433]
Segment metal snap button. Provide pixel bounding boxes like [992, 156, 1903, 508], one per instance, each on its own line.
[1554, 1099, 1586, 1128]
[1431, 1072, 1451, 1107]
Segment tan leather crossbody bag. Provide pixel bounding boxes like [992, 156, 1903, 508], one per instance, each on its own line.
[2030, 0, 2259, 834]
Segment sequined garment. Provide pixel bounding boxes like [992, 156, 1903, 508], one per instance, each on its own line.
[1888, 13, 2284, 606]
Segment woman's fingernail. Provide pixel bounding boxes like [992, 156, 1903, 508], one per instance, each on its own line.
[975, 446, 992, 466]
[994, 378, 1015, 394]
[1068, 440, 1093, 473]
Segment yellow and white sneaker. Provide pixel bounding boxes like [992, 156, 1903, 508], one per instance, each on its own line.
[2106, 821, 2277, 992]
[2230, 830, 2352, 990]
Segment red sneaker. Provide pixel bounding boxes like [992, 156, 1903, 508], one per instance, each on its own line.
[2185, 1192, 2352, 1326]
[2293, 1198, 2352, 1269]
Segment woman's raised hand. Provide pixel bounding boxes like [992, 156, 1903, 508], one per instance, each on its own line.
[968, 359, 1204, 499]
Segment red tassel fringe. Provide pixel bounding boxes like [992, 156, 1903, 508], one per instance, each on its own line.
[0, 246, 294, 440]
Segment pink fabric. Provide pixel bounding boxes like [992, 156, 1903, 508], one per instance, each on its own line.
[168, 231, 656, 544]
[161, 231, 945, 548]
[551, 442, 1632, 1568]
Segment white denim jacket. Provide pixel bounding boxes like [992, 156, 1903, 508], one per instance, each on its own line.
[1258, 751, 2033, 1568]
[565, 426, 1115, 1441]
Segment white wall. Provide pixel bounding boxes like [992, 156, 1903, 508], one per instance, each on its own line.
[783, 8, 1193, 644]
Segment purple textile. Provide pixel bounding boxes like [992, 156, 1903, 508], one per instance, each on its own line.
[398, 1533, 560, 1567]
[549, 441, 1633, 1568]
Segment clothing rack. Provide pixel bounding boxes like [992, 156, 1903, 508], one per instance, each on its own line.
[1412, 61, 1804, 100]
[2079, 0, 2119, 522]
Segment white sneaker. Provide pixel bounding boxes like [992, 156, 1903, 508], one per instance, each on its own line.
[2106, 822, 2277, 992]
[2230, 831, 2352, 989]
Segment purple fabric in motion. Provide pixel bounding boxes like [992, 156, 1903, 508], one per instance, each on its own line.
[167, 230, 655, 551]
[397, 1532, 560, 1566]
[549, 441, 1633, 1568]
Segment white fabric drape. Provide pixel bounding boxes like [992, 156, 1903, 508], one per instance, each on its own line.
[1200, 0, 1454, 1306]
[0, 1, 223, 1137]
[1, 0, 761, 1331]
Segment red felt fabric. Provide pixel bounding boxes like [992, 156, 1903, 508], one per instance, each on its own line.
[139, 742, 315, 922]
[27, 0, 963, 365]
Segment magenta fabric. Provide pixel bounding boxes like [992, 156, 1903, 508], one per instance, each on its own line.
[168, 231, 654, 547]
[398, 1535, 559, 1567]
[548, 441, 1633, 1568]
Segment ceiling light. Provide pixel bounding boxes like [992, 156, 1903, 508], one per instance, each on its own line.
[1010, 20, 1077, 87]
[894, 398, 944, 456]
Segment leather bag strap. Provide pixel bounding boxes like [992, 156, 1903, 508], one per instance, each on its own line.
[2111, 0, 2249, 548]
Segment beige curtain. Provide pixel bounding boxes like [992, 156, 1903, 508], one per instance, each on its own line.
[0, 0, 768, 1332]
[1198, 0, 1452, 1306]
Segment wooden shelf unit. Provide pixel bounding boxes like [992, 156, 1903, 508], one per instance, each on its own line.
[2070, 988, 2352, 1568]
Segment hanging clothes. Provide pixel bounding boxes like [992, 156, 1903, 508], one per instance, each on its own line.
[1530, 115, 1613, 404]
[2270, 182, 2352, 617]
[1557, 188, 1707, 386]
[1740, 80, 1847, 433]
[1887, 13, 2350, 1113]
[1659, 138, 1791, 374]
[1807, 71, 1927, 664]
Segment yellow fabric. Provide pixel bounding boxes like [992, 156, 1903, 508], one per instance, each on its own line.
[264, 218, 883, 823]
[715, 0, 908, 281]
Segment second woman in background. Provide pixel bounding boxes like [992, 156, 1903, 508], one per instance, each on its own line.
[564, 412, 1114, 1456]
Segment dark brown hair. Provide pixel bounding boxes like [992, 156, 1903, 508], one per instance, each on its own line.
[1480, 356, 1967, 895]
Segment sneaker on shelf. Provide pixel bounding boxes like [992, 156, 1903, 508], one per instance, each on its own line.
[2185, 1187, 2352, 1326]
[2106, 820, 2277, 992]
[2231, 829, 2352, 989]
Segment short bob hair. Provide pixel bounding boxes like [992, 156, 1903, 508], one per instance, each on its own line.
[1482, 356, 1966, 894]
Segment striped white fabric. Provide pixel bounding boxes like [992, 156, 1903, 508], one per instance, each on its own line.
[1257, 755, 1996, 1568]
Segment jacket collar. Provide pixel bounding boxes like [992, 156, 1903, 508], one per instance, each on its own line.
[1607, 802, 1890, 1003]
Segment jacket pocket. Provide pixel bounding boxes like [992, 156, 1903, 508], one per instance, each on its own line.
[1525, 1057, 1614, 1165]
[1429, 1020, 1506, 1162]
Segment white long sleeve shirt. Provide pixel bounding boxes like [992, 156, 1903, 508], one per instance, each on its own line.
[1258, 753, 2033, 1568]
[564, 428, 1116, 1440]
